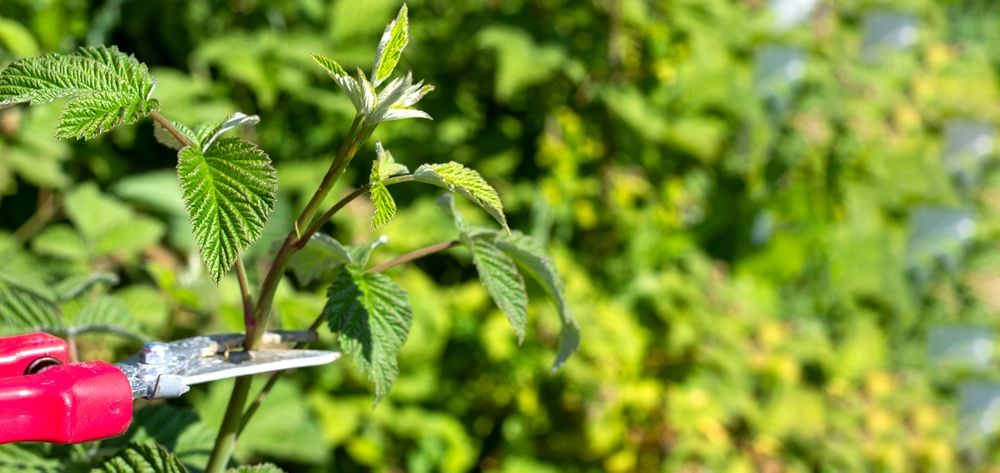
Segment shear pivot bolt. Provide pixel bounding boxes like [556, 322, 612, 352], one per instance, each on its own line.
[141, 342, 169, 364]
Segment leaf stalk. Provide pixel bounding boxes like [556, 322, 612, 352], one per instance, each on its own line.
[150, 110, 195, 148]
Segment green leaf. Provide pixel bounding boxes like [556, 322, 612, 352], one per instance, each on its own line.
[69, 295, 144, 340]
[95, 215, 165, 258]
[0, 444, 61, 472]
[369, 72, 433, 124]
[62, 183, 164, 258]
[104, 405, 213, 472]
[371, 4, 409, 87]
[227, 464, 285, 473]
[324, 269, 412, 404]
[0, 46, 158, 140]
[192, 112, 260, 151]
[414, 162, 508, 232]
[323, 68, 369, 116]
[155, 112, 259, 153]
[370, 142, 409, 182]
[495, 232, 580, 371]
[57, 91, 146, 140]
[288, 233, 352, 284]
[92, 442, 188, 473]
[32, 224, 88, 262]
[469, 235, 529, 342]
[0, 279, 61, 335]
[356, 68, 376, 116]
[369, 182, 397, 231]
[315, 40, 431, 123]
[440, 194, 527, 342]
[368, 142, 408, 230]
[311, 53, 347, 78]
[113, 170, 186, 215]
[348, 237, 389, 268]
[177, 138, 277, 284]
[65, 183, 133, 242]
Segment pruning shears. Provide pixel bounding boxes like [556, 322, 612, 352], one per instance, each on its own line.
[0, 330, 339, 444]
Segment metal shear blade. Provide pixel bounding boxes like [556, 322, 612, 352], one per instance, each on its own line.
[181, 349, 340, 386]
[115, 330, 340, 399]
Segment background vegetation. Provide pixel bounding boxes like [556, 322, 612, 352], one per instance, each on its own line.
[3, 0, 1000, 471]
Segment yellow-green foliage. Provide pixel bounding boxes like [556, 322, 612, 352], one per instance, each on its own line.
[2, 0, 1000, 471]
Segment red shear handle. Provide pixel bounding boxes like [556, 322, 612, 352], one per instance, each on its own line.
[0, 332, 69, 377]
[0, 361, 133, 444]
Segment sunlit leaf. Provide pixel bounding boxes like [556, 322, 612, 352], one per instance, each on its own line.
[368, 142, 408, 230]
[0, 46, 158, 139]
[311, 53, 346, 78]
[192, 112, 260, 151]
[369, 182, 396, 231]
[371, 4, 409, 87]
[370, 142, 409, 182]
[177, 138, 277, 283]
[414, 162, 507, 232]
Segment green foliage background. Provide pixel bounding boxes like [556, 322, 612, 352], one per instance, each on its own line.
[3, 0, 1000, 471]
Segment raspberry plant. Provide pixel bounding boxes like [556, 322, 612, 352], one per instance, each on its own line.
[0, 5, 578, 472]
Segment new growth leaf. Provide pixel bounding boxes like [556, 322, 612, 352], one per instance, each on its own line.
[312, 5, 432, 125]
[372, 4, 409, 87]
[369, 142, 409, 230]
[154, 112, 260, 152]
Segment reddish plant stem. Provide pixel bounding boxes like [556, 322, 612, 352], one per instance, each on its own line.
[150, 110, 194, 147]
[234, 256, 255, 334]
[367, 239, 459, 273]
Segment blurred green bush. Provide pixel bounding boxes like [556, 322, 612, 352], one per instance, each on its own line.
[4, 0, 1000, 471]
